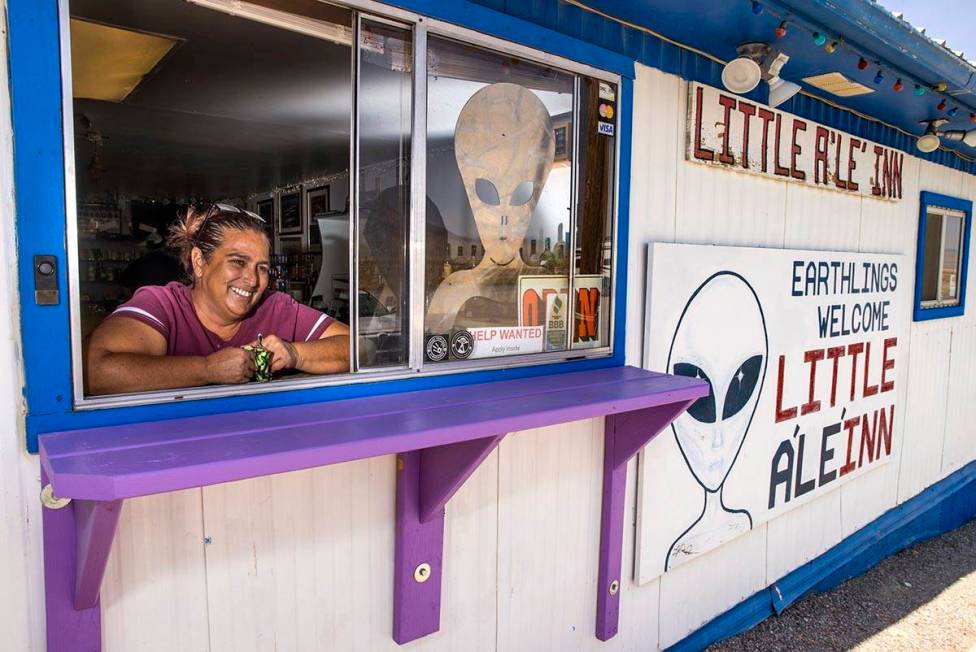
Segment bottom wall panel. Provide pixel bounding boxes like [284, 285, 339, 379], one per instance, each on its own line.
[668, 459, 976, 651]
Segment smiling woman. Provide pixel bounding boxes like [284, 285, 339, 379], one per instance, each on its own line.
[84, 204, 350, 395]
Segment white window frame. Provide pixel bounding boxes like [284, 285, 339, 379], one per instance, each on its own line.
[59, 0, 622, 409]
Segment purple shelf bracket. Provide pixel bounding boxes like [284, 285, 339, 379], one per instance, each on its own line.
[41, 467, 124, 652]
[393, 433, 505, 644]
[596, 400, 696, 641]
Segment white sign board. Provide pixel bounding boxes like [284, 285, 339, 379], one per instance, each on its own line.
[687, 82, 904, 201]
[636, 243, 905, 581]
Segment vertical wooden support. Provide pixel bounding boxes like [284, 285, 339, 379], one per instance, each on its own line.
[41, 467, 123, 652]
[393, 434, 504, 644]
[596, 400, 695, 641]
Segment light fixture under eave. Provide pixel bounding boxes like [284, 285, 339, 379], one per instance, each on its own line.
[768, 77, 801, 108]
[916, 118, 948, 153]
[722, 47, 764, 94]
[942, 129, 976, 148]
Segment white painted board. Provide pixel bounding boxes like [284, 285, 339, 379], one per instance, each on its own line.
[637, 242, 906, 581]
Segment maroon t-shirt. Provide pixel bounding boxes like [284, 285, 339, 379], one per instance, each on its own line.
[108, 282, 334, 355]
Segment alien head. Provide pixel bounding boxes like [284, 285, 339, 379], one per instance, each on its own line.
[667, 272, 767, 492]
[454, 82, 555, 267]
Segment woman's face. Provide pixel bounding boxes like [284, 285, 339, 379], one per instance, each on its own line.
[192, 228, 270, 321]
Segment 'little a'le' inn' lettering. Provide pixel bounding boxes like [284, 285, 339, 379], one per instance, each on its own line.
[687, 82, 904, 200]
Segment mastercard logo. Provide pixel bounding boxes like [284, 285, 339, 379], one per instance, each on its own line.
[599, 103, 614, 119]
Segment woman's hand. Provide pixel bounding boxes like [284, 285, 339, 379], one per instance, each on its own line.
[251, 334, 301, 373]
[204, 347, 256, 384]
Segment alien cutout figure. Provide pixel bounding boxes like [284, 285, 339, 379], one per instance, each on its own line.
[426, 82, 555, 334]
[665, 272, 768, 571]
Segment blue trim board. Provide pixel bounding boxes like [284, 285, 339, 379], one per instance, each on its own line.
[669, 459, 976, 651]
[913, 192, 973, 322]
[8, 0, 632, 452]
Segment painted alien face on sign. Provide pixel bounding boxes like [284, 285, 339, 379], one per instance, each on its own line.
[454, 83, 555, 267]
[667, 273, 767, 492]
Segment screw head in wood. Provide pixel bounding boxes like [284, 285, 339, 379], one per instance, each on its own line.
[414, 562, 432, 583]
[40, 484, 71, 510]
[609, 580, 620, 595]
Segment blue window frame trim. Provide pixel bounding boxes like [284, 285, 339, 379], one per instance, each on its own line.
[8, 0, 635, 452]
[913, 191, 972, 322]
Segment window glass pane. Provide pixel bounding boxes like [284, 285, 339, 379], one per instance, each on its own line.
[358, 20, 412, 369]
[573, 77, 616, 350]
[921, 211, 942, 302]
[424, 36, 575, 362]
[941, 214, 963, 302]
[71, 0, 355, 396]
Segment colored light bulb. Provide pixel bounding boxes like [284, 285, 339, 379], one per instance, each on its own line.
[893, 78, 903, 92]
[970, 113, 976, 124]
[938, 99, 947, 111]
[857, 57, 869, 70]
[914, 84, 925, 96]
[874, 69, 884, 84]
[775, 21, 787, 38]
[813, 32, 827, 46]
[948, 106, 959, 117]
[825, 41, 838, 54]
[751, 1, 763, 15]
[935, 81, 948, 92]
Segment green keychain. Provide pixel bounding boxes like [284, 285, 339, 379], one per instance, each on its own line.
[243, 334, 273, 382]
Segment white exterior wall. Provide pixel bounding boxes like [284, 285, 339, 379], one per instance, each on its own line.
[0, 41, 974, 651]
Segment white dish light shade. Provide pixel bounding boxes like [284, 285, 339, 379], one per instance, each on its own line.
[722, 56, 762, 94]
[916, 132, 941, 153]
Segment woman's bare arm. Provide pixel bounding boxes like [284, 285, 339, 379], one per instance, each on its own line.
[85, 317, 254, 395]
[292, 320, 351, 374]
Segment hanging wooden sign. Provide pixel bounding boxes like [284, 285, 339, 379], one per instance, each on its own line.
[687, 82, 904, 201]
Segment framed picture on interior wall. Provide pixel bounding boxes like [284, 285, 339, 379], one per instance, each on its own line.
[278, 190, 302, 234]
[255, 195, 275, 240]
[306, 186, 330, 252]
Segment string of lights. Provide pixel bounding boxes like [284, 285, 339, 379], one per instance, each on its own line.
[746, 0, 974, 123]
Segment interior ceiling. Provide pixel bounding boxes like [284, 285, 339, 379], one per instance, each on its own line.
[579, 0, 976, 158]
[71, 0, 354, 200]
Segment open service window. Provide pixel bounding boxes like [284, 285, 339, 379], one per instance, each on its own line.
[63, 0, 619, 407]
[914, 191, 972, 321]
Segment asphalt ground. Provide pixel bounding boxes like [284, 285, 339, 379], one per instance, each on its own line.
[708, 518, 976, 651]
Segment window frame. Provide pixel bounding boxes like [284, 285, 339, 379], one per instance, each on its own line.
[9, 0, 635, 449]
[914, 191, 973, 321]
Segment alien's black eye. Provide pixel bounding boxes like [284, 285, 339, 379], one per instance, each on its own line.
[509, 180, 535, 206]
[722, 355, 763, 420]
[673, 362, 715, 423]
[475, 178, 501, 206]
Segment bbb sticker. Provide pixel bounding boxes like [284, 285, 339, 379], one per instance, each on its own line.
[424, 335, 448, 362]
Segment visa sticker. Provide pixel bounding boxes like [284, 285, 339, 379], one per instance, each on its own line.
[598, 122, 615, 136]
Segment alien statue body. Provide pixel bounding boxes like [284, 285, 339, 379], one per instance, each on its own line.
[426, 82, 555, 334]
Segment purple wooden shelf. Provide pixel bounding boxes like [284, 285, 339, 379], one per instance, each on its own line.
[36, 366, 706, 650]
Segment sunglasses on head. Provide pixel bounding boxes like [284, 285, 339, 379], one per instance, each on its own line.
[207, 202, 266, 223]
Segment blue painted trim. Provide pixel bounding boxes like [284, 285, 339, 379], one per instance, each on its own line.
[382, 0, 634, 78]
[10, 0, 630, 452]
[8, 0, 74, 418]
[668, 459, 976, 651]
[913, 192, 972, 322]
